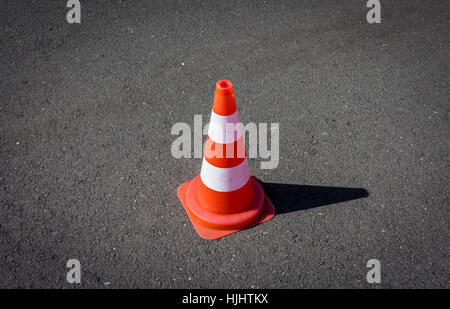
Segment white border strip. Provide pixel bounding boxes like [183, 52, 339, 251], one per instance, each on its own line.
[200, 158, 250, 192]
[208, 110, 242, 144]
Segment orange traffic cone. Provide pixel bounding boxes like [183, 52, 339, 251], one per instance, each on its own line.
[177, 80, 275, 239]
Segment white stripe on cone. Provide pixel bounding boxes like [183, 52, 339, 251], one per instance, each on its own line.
[208, 110, 243, 144]
[200, 157, 250, 192]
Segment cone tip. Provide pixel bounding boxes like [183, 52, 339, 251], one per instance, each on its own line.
[213, 80, 236, 115]
[216, 80, 233, 91]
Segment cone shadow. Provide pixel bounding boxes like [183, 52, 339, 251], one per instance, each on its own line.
[260, 181, 369, 214]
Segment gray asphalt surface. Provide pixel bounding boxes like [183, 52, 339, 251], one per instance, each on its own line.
[1, 0, 449, 288]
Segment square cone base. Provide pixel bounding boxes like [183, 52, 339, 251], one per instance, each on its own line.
[177, 177, 275, 240]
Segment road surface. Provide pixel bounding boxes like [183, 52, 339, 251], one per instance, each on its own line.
[0, 0, 448, 288]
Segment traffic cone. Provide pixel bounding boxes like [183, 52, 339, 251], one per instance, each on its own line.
[177, 80, 275, 239]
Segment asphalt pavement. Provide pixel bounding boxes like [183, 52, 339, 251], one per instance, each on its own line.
[0, 0, 448, 288]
